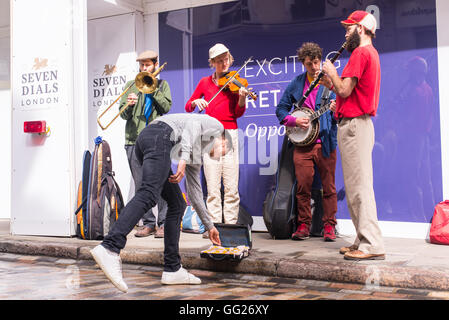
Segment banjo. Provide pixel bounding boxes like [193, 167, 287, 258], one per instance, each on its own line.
[286, 93, 332, 147]
[286, 42, 347, 147]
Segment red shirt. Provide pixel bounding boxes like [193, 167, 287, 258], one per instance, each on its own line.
[335, 45, 381, 119]
[185, 75, 245, 129]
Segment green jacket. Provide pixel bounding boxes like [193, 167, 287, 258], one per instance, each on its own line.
[119, 78, 172, 145]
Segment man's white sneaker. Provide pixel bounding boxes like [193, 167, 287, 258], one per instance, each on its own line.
[161, 267, 202, 285]
[90, 245, 128, 293]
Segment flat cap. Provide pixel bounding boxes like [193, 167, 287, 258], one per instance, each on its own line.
[136, 50, 158, 61]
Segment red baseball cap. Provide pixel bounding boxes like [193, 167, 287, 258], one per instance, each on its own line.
[341, 10, 377, 34]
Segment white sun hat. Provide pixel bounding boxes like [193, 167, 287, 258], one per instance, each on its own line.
[209, 43, 230, 59]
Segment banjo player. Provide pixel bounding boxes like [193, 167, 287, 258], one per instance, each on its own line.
[275, 42, 339, 242]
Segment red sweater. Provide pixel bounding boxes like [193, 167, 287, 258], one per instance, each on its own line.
[185, 75, 246, 129]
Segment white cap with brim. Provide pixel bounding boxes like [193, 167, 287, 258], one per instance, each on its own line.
[209, 43, 229, 59]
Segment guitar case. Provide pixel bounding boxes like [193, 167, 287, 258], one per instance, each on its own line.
[262, 135, 324, 239]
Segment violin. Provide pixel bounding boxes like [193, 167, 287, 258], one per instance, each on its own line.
[217, 71, 258, 101]
[198, 57, 257, 113]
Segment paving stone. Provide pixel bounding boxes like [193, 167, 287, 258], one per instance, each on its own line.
[372, 291, 408, 299]
[329, 282, 364, 290]
[339, 289, 372, 295]
[305, 285, 340, 292]
[341, 293, 372, 300]
[247, 281, 278, 287]
[428, 291, 449, 299]
[395, 288, 431, 296]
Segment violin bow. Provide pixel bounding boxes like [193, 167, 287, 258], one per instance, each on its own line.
[198, 56, 253, 113]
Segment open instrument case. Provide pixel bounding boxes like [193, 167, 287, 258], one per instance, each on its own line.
[200, 223, 252, 261]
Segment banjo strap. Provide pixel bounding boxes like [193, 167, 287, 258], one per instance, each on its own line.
[318, 87, 331, 110]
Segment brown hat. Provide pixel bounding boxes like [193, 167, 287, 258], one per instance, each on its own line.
[136, 50, 158, 61]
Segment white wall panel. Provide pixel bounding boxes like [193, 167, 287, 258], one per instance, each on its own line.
[10, 0, 81, 236]
[88, 13, 139, 203]
[0, 0, 11, 221]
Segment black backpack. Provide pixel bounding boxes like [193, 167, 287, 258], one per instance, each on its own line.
[74, 137, 124, 240]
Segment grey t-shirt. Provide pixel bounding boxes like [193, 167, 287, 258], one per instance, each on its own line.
[153, 114, 224, 231]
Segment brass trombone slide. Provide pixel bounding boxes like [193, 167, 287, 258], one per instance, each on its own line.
[97, 62, 167, 130]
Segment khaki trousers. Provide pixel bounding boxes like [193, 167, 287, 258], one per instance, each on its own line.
[338, 115, 385, 254]
[203, 129, 240, 224]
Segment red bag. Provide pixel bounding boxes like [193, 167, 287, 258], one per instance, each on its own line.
[429, 200, 449, 245]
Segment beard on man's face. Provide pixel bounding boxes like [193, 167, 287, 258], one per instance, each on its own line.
[346, 28, 361, 53]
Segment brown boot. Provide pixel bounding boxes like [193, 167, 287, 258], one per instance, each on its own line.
[154, 226, 164, 238]
[134, 226, 156, 237]
[339, 244, 358, 255]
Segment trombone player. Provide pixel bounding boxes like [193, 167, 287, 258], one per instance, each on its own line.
[120, 50, 172, 238]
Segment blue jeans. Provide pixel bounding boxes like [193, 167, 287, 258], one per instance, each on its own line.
[102, 121, 186, 272]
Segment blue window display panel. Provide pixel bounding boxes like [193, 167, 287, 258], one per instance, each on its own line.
[159, 0, 442, 224]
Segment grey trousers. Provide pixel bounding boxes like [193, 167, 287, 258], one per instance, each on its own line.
[337, 115, 385, 255]
[125, 144, 167, 228]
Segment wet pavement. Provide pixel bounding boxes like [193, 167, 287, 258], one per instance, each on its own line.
[1, 252, 449, 300]
[2, 219, 449, 292]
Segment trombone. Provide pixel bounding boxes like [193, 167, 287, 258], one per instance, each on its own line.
[97, 62, 167, 130]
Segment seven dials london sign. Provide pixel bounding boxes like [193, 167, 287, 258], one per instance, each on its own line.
[91, 63, 129, 109]
[18, 57, 62, 109]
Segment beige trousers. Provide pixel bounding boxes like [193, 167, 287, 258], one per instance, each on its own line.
[338, 115, 385, 255]
[203, 129, 240, 224]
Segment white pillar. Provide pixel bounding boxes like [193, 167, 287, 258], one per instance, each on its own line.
[10, 0, 87, 236]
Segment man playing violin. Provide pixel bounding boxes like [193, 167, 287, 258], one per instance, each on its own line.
[275, 42, 338, 242]
[185, 43, 250, 232]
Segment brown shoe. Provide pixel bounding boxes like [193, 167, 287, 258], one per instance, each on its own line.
[343, 250, 385, 261]
[134, 226, 156, 237]
[339, 245, 358, 255]
[154, 226, 164, 238]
